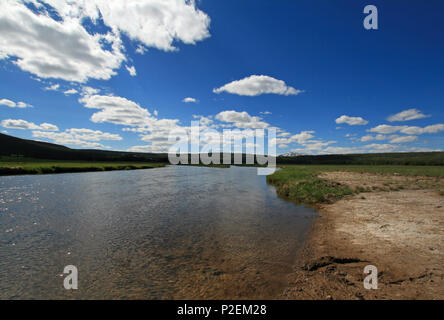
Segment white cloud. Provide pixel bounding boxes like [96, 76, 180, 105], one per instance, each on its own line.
[0, 98, 32, 108]
[79, 94, 154, 127]
[64, 88, 78, 95]
[183, 97, 197, 103]
[368, 124, 405, 134]
[16, 102, 31, 108]
[192, 115, 216, 130]
[135, 45, 147, 55]
[389, 135, 417, 143]
[335, 115, 368, 126]
[260, 111, 272, 115]
[400, 124, 444, 135]
[81, 86, 100, 96]
[363, 144, 398, 152]
[421, 124, 444, 134]
[128, 144, 169, 153]
[0, 99, 16, 108]
[44, 84, 60, 91]
[0, 0, 210, 82]
[0, 1, 125, 82]
[387, 108, 429, 122]
[398, 126, 422, 135]
[305, 140, 336, 151]
[290, 131, 316, 144]
[213, 75, 303, 96]
[65, 128, 122, 141]
[126, 65, 137, 76]
[66, 0, 212, 52]
[322, 146, 361, 154]
[79, 93, 188, 154]
[1, 119, 58, 131]
[32, 128, 122, 149]
[270, 131, 316, 147]
[369, 124, 444, 135]
[215, 110, 269, 129]
[360, 133, 417, 145]
[39, 123, 59, 131]
[360, 134, 392, 142]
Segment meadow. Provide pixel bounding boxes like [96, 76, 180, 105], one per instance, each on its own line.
[267, 165, 444, 205]
[0, 157, 166, 175]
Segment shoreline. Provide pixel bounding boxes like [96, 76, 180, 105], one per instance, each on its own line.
[0, 162, 167, 176]
[278, 171, 444, 299]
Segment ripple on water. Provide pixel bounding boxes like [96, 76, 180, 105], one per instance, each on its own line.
[0, 166, 315, 299]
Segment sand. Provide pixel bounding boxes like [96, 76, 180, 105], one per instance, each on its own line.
[281, 171, 444, 299]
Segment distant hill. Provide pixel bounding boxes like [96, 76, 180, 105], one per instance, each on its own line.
[277, 152, 444, 165]
[1, 133, 443, 165]
[0, 133, 168, 162]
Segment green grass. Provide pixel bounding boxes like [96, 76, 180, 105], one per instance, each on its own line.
[0, 157, 166, 176]
[267, 165, 444, 206]
[278, 164, 444, 177]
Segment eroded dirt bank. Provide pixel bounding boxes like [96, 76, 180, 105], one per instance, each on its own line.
[281, 171, 444, 299]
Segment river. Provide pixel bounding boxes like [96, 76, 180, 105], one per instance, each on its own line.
[0, 165, 314, 299]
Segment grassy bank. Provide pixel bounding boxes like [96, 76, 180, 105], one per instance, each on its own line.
[0, 157, 166, 176]
[267, 165, 444, 206]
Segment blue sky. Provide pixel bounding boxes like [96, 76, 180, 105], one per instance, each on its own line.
[0, 0, 443, 154]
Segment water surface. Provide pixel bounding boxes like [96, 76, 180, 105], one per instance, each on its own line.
[0, 166, 314, 299]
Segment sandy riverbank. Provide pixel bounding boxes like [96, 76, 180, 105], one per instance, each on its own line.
[281, 171, 444, 299]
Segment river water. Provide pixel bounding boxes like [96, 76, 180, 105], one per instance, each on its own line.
[0, 166, 314, 299]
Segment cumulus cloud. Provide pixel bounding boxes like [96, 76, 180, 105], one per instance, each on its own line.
[369, 124, 444, 135]
[126, 65, 137, 77]
[66, 0, 212, 52]
[65, 128, 122, 141]
[0, 0, 210, 82]
[0, 99, 17, 108]
[135, 45, 147, 55]
[80, 93, 189, 153]
[32, 128, 121, 148]
[1, 119, 58, 131]
[335, 115, 368, 126]
[387, 108, 429, 122]
[215, 110, 269, 129]
[290, 131, 316, 144]
[79, 94, 154, 127]
[213, 75, 303, 96]
[363, 144, 398, 152]
[389, 135, 418, 143]
[0, 1, 125, 82]
[368, 124, 405, 134]
[0, 98, 32, 108]
[183, 97, 197, 103]
[322, 146, 361, 154]
[360, 134, 394, 142]
[44, 84, 60, 91]
[269, 131, 316, 147]
[401, 124, 444, 135]
[81, 86, 100, 96]
[64, 89, 78, 95]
